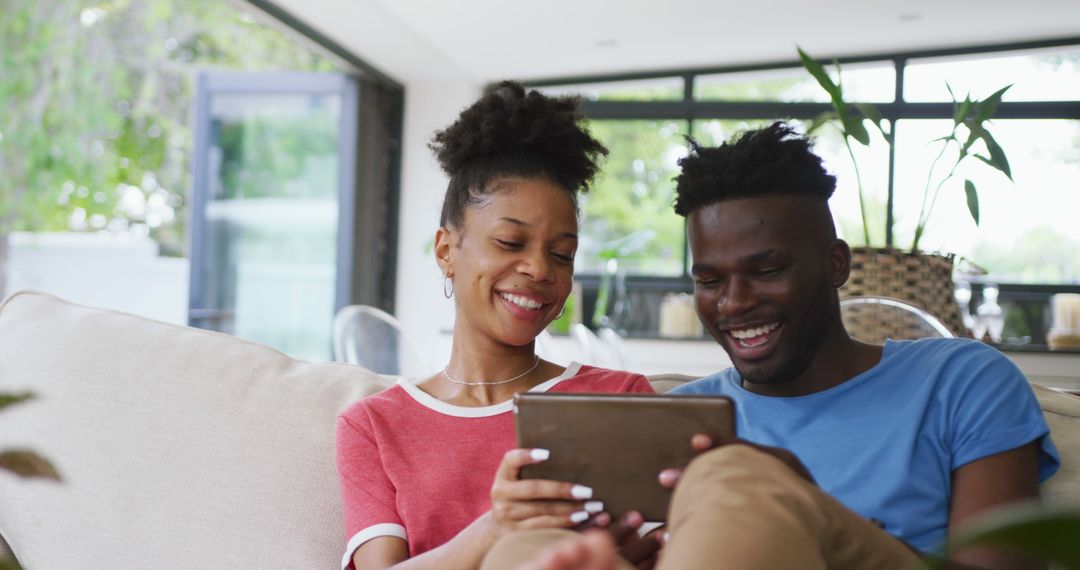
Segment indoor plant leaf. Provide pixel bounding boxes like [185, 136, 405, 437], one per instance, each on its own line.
[0, 392, 34, 411]
[797, 47, 844, 107]
[854, 102, 891, 143]
[843, 115, 871, 146]
[0, 449, 61, 480]
[806, 111, 837, 134]
[977, 84, 1012, 122]
[979, 129, 1013, 180]
[927, 504, 1080, 569]
[964, 180, 980, 226]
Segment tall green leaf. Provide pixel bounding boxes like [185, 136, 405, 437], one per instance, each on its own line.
[854, 102, 891, 142]
[979, 130, 1013, 180]
[977, 84, 1013, 122]
[797, 47, 845, 113]
[806, 111, 837, 134]
[843, 115, 871, 145]
[964, 180, 980, 226]
[954, 97, 972, 126]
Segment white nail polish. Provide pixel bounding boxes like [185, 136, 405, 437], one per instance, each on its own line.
[530, 449, 550, 461]
[570, 510, 590, 524]
[584, 501, 604, 513]
[663, 531, 671, 542]
[571, 485, 593, 499]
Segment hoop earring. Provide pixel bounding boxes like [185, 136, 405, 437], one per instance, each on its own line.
[555, 305, 566, 320]
[443, 276, 454, 299]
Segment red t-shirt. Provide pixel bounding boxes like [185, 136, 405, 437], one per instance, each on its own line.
[335, 363, 653, 567]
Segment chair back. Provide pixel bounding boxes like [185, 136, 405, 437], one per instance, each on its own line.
[840, 295, 955, 345]
[332, 305, 429, 376]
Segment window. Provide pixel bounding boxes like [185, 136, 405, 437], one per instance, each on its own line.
[2, 0, 403, 361]
[529, 39, 1080, 345]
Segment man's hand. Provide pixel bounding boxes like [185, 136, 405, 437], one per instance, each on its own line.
[657, 434, 815, 489]
[610, 512, 662, 570]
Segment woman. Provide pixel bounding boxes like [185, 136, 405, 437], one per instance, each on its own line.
[336, 82, 654, 570]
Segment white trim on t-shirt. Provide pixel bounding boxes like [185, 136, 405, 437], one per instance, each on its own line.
[342, 523, 408, 569]
[395, 362, 584, 418]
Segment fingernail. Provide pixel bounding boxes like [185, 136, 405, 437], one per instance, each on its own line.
[571, 485, 593, 499]
[584, 501, 604, 513]
[663, 531, 670, 543]
[570, 510, 590, 524]
[530, 449, 550, 461]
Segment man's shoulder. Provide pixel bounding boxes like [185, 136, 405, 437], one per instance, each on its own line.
[886, 337, 1018, 374]
[668, 368, 739, 395]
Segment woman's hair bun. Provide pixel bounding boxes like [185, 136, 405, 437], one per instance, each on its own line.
[429, 81, 607, 193]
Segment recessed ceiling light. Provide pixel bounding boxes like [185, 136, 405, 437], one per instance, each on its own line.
[899, 13, 922, 22]
[596, 39, 618, 48]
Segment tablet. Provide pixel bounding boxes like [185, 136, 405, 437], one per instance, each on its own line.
[513, 392, 735, 521]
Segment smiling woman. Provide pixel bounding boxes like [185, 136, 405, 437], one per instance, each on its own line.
[334, 82, 656, 570]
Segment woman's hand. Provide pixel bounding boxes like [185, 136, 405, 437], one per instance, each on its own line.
[491, 448, 605, 536]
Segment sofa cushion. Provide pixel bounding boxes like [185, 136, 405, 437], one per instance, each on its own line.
[0, 291, 389, 569]
[1033, 383, 1080, 507]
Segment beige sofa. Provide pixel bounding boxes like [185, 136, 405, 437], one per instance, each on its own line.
[1, 291, 1078, 568]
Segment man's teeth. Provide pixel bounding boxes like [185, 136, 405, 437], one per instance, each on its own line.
[730, 322, 780, 339]
[501, 293, 543, 310]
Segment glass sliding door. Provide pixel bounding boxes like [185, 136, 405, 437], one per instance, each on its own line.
[189, 72, 358, 361]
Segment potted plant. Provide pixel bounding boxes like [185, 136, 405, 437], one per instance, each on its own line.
[797, 48, 1015, 335]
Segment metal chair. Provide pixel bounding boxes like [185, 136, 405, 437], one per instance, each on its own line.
[331, 305, 430, 377]
[840, 295, 955, 345]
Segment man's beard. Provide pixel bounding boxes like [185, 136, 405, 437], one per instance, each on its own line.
[736, 293, 835, 386]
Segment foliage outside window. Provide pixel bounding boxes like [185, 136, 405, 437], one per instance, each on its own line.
[0, 0, 338, 260]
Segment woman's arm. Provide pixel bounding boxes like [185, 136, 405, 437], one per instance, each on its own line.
[352, 514, 497, 570]
[352, 448, 600, 570]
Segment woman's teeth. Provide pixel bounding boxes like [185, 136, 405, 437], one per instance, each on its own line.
[501, 293, 543, 310]
[730, 322, 780, 340]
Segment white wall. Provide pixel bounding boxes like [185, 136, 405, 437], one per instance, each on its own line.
[393, 80, 480, 373]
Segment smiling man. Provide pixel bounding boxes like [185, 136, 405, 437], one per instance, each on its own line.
[661, 122, 1060, 569]
[483, 122, 1061, 570]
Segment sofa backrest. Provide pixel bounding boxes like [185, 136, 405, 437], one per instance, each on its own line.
[0, 291, 389, 569]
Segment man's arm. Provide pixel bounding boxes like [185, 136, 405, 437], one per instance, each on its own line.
[947, 441, 1042, 570]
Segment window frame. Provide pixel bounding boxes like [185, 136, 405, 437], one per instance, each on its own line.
[526, 37, 1080, 277]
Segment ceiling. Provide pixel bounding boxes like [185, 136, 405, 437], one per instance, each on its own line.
[265, 0, 1080, 85]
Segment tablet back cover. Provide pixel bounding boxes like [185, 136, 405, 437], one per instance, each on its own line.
[514, 393, 734, 521]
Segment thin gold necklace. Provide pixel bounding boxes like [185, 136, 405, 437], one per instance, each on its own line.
[442, 356, 541, 386]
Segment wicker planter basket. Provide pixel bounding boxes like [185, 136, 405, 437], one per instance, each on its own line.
[841, 247, 968, 339]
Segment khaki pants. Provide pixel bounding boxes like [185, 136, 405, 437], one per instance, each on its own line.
[482, 445, 920, 570]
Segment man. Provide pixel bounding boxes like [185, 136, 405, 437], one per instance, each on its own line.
[483, 122, 1059, 570]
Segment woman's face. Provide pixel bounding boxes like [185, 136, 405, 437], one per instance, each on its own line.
[435, 178, 578, 347]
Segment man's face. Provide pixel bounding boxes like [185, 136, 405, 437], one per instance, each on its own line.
[687, 195, 847, 387]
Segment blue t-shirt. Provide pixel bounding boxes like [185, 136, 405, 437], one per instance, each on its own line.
[671, 338, 1060, 551]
